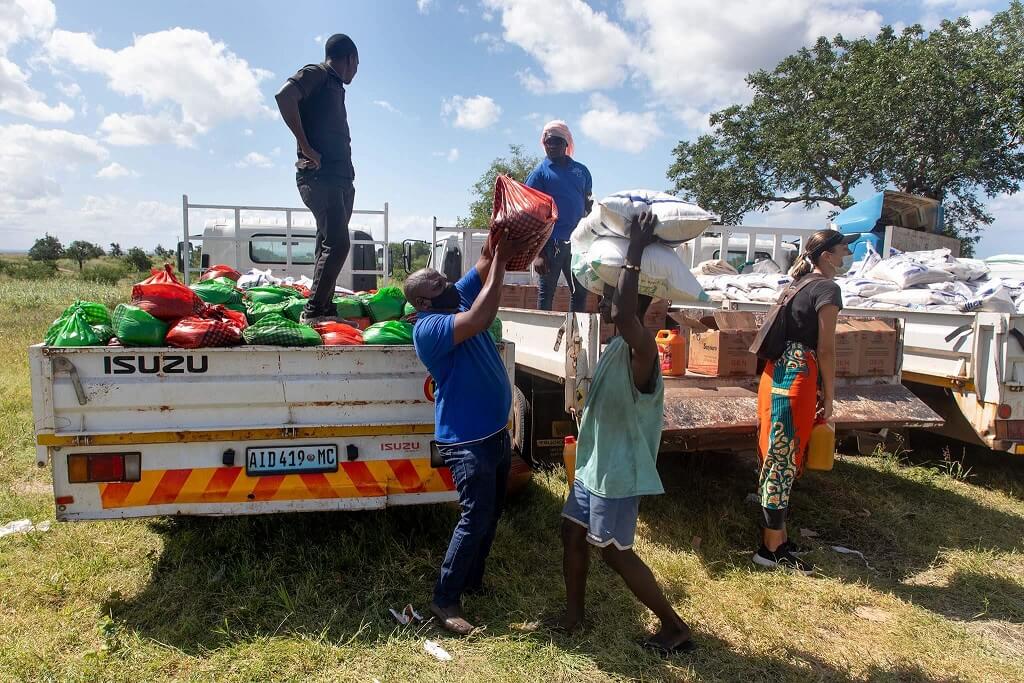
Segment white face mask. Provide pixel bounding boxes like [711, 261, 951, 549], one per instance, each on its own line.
[835, 254, 854, 275]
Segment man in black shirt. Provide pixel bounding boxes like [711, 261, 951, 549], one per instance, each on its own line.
[275, 34, 359, 323]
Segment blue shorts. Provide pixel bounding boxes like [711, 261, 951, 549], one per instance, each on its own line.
[561, 480, 640, 551]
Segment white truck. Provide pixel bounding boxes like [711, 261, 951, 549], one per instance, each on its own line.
[417, 223, 942, 460]
[687, 225, 1024, 454]
[29, 198, 526, 522]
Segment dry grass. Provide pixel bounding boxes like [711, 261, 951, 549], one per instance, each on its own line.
[1, 277, 1022, 682]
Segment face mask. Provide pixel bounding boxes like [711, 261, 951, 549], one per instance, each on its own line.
[835, 254, 854, 275]
[430, 283, 461, 311]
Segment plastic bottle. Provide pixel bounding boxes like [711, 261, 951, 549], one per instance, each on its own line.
[655, 330, 687, 377]
[806, 422, 836, 471]
[563, 436, 577, 490]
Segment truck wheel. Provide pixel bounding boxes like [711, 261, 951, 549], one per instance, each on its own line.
[507, 386, 534, 497]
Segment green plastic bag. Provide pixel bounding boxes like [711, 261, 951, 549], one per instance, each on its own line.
[91, 324, 115, 344]
[332, 296, 366, 320]
[245, 299, 292, 324]
[363, 286, 406, 323]
[403, 302, 416, 317]
[362, 320, 414, 345]
[112, 304, 168, 347]
[242, 313, 321, 346]
[45, 307, 101, 347]
[209, 276, 238, 288]
[45, 301, 112, 345]
[489, 317, 502, 344]
[245, 286, 302, 305]
[282, 298, 307, 322]
[191, 280, 242, 306]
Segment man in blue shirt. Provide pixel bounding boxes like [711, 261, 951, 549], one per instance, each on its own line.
[526, 120, 593, 312]
[404, 229, 535, 635]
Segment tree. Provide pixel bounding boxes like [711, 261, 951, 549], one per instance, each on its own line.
[28, 234, 64, 261]
[153, 244, 173, 260]
[457, 144, 541, 228]
[388, 241, 431, 282]
[108, 242, 123, 257]
[65, 240, 105, 270]
[668, 4, 1024, 253]
[123, 247, 152, 273]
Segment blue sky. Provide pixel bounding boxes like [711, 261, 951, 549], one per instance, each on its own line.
[0, 0, 1020, 255]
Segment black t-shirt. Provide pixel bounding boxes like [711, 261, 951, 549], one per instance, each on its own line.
[785, 278, 843, 350]
[288, 63, 354, 180]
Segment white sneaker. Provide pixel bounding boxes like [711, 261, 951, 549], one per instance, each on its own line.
[299, 313, 339, 325]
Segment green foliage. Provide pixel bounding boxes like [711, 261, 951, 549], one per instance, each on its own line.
[388, 241, 431, 282]
[27, 234, 64, 262]
[80, 262, 131, 285]
[153, 244, 173, 260]
[668, 4, 1024, 249]
[0, 257, 58, 280]
[108, 242, 123, 257]
[122, 247, 152, 273]
[65, 241, 106, 270]
[458, 144, 541, 229]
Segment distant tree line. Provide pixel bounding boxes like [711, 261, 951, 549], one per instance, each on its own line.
[27, 234, 176, 273]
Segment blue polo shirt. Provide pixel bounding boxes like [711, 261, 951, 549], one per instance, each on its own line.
[412, 269, 511, 444]
[525, 157, 592, 241]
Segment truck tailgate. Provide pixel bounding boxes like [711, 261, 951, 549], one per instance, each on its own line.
[660, 376, 942, 451]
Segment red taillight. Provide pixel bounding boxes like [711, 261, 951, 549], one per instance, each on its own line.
[998, 404, 1013, 419]
[67, 453, 141, 483]
[55, 495, 74, 505]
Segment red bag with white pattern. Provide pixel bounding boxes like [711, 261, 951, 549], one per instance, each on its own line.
[165, 316, 243, 348]
[489, 174, 558, 271]
[200, 264, 242, 282]
[139, 264, 182, 286]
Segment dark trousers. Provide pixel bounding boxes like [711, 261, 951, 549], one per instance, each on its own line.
[297, 175, 355, 317]
[537, 239, 589, 312]
[433, 429, 512, 608]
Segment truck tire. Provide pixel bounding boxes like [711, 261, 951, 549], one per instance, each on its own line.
[507, 386, 534, 497]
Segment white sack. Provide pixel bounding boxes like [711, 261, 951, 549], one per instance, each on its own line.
[960, 283, 1016, 313]
[839, 277, 900, 298]
[869, 288, 960, 307]
[848, 242, 881, 278]
[598, 190, 716, 243]
[867, 257, 954, 288]
[587, 236, 708, 302]
[237, 268, 279, 289]
[692, 259, 738, 276]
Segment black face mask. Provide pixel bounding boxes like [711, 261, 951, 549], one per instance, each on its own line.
[430, 284, 461, 311]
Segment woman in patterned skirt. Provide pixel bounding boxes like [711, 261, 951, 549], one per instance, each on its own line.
[754, 229, 855, 574]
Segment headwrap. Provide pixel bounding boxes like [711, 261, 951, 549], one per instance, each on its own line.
[541, 120, 574, 157]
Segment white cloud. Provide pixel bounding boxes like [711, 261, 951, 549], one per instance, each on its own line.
[243, 128, 253, 136]
[434, 148, 460, 162]
[271, 146, 282, 156]
[965, 9, 994, 26]
[417, 0, 435, 14]
[978, 193, 1024, 258]
[457, 4, 469, 14]
[314, 34, 325, 44]
[45, 27, 273, 146]
[235, 151, 273, 168]
[0, 123, 107, 217]
[56, 81, 81, 98]
[579, 94, 661, 153]
[473, 32, 505, 53]
[100, 112, 198, 147]
[373, 99, 401, 114]
[441, 94, 502, 129]
[0, 0, 72, 122]
[482, 0, 631, 93]
[515, 68, 545, 94]
[96, 162, 138, 179]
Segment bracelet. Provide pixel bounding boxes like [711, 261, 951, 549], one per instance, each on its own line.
[622, 263, 641, 272]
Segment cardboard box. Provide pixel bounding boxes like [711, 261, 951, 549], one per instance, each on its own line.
[520, 285, 539, 310]
[687, 311, 758, 377]
[499, 284, 526, 309]
[854, 319, 898, 376]
[552, 286, 571, 312]
[834, 321, 860, 377]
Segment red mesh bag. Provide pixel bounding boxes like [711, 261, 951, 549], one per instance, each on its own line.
[204, 304, 248, 330]
[131, 282, 206, 321]
[139, 264, 182, 286]
[165, 316, 243, 349]
[312, 321, 364, 345]
[200, 264, 242, 282]
[489, 174, 558, 271]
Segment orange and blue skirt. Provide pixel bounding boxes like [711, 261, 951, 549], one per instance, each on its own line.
[757, 341, 819, 529]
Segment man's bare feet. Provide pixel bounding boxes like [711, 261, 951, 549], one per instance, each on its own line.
[641, 620, 695, 655]
[429, 602, 476, 636]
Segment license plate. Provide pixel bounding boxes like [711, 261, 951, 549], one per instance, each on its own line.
[245, 444, 338, 476]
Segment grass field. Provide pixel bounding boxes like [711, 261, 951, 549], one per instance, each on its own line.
[1, 274, 1023, 682]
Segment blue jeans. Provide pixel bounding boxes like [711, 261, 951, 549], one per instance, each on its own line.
[537, 240, 590, 312]
[433, 429, 512, 608]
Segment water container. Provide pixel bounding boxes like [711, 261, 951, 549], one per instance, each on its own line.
[563, 436, 577, 490]
[806, 422, 835, 471]
[655, 330, 687, 377]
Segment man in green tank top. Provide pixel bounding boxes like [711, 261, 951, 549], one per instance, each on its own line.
[555, 212, 694, 654]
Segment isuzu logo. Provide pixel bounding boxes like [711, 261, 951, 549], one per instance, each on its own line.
[103, 354, 209, 375]
[380, 442, 421, 452]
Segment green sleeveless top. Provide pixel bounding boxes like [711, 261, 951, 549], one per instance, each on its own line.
[574, 336, 665, 498]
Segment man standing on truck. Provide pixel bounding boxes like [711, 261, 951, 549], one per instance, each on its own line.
[404, 229, 535, 635]
[275, 34, 359, 324]
[553, 212, 694, 654]
[526, 120, 593, 312]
